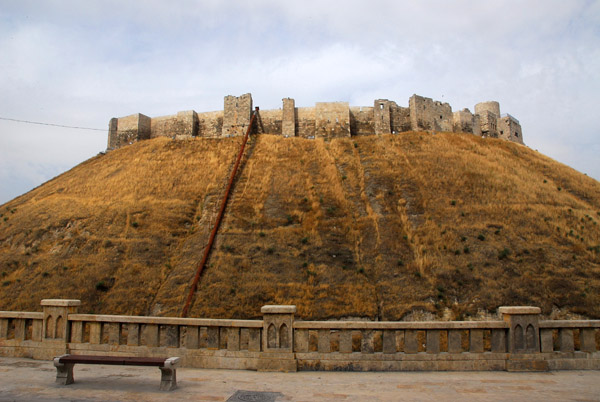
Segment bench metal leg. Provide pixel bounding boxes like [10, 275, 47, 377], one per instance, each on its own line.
[54, 362, 75, 385]
[159, 367, 177, 391]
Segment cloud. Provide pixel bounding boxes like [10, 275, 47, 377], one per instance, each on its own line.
[1, 0, 599, 204]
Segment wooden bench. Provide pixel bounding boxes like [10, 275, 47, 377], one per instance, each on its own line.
[53, 354, 180, 391]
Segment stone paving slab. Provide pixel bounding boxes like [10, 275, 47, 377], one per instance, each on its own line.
[0, 357, 599, 401]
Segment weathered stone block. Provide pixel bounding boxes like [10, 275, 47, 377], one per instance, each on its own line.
[500, 306, 541, 353]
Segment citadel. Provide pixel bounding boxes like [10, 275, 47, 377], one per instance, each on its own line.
[107, 93, 523, 149]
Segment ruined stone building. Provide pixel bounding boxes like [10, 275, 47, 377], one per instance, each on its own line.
[107, 93, 523, 150]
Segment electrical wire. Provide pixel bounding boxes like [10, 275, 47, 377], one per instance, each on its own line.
[0, 116, 105, 132]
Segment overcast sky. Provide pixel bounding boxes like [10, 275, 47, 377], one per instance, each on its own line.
[1, 0, 599, 204]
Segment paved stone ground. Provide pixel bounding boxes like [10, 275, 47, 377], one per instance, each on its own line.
[0, 357, 599, 401]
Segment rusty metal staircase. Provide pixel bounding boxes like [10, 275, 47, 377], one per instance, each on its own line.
[181, 107, 259, 317]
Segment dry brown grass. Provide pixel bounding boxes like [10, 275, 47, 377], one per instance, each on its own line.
[1, 133, 599, 320]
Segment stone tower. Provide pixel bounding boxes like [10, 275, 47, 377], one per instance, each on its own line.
[282, 98, 296, 137]
[374, 99, 392, 134]
[222, 93, 253, 137]
[475, 101, 500, 138]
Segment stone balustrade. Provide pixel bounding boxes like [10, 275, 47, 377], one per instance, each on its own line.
[1, 301, 599, 372]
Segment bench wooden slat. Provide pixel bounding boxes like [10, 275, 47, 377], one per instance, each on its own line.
[58, 355, 168, 367]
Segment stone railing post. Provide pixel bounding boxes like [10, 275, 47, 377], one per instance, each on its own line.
[40, 299, 81, 359]
[499, 306, 547, 371]
[258, 305, 297, 372]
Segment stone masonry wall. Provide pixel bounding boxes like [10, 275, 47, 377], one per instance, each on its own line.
[107, 93, 524, 149]
[498, 115, 524, 144]
[151, 110, 198, 139]
[197, 111, 223, 138]
[296, 107, 316, 138]
[409, 95, 453, 132]
[350, 107, 375, 136]
[256, 108, 282, 135]
[315, 102, 351, 138]
[453, 109, 475, 134]
[107, 113, 151, 149]
[390, 105, 411, 133]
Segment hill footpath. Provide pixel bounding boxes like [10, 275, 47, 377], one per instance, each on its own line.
[1, 132, 599, 320]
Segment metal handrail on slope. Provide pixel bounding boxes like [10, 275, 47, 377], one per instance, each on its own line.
[181, 107, 259, 318]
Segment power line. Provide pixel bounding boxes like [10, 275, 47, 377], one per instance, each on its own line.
[0, 116, 105, 132]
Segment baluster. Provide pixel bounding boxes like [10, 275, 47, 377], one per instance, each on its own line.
[404, 330, 418, 354]
[448, 330, 462, 353]
[184, 326, 199, 349]
[143, 324, 159, 347]
[580, 328, 596, 353]
[469, 329, 484, 353]
[382, 330, 396, 354]
[206, 327, 219, 349]
[491, 329, 506, 353]
[14, 319, 26, 341]
[339, 330, 352, 353]
[318, 329, 330, 353]
[71, 321, 83, 343]
[559, 328, 574, 353]
[248, 328, 261, 352]
[0, 318, 8, 338]
[107, 323, 120, 345]
[227, 327, 240, 351]
[540, 329, 554, 352]
[89, 322, 102, 344]
[32, 320, 42, 341]
[426, 330, 440, 353]
[361, 329, 374, 354]
[126, 323, 139, 346]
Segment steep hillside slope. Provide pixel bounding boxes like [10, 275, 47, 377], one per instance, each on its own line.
[1, 133, 599, 320]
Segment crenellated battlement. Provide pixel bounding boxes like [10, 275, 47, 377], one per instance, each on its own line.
[107, 93, 524, 150]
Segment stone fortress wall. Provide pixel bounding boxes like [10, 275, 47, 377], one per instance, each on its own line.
[107, 93, 524, 150]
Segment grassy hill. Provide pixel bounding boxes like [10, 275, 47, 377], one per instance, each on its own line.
[1, 132, 599, 320]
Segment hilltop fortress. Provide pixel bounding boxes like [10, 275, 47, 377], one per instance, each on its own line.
[107, 93, 523, 149]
